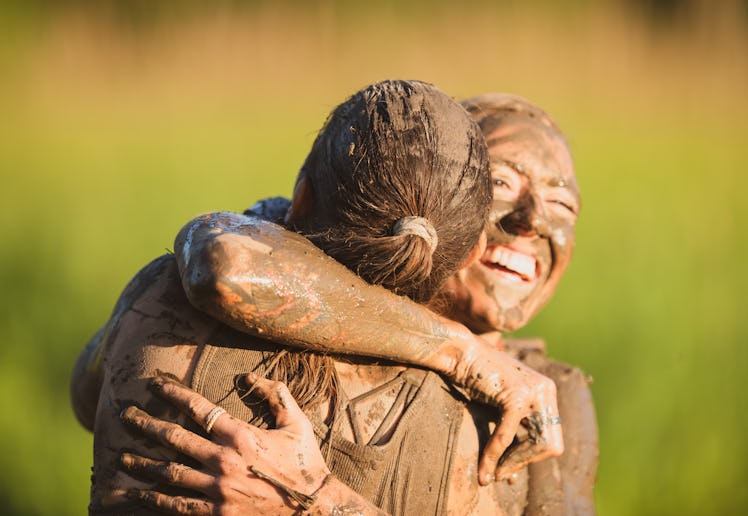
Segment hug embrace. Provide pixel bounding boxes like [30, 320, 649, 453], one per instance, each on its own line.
[72, 80, 597, 516]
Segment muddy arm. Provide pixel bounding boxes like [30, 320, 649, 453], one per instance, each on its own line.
[175, 212, 565, 482]
[175, 211, 477, 375]
[535, 361, 598, 515]
[508, 344, 598, 516]
[70, 326, 105, 431]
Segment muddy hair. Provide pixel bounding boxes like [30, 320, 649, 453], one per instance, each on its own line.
[296, 80, 491, 303]
[460, 93, 567, 145]
[259, 80, 491, 423]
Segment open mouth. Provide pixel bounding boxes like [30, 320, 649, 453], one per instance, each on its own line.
[481, 245, 538, 282]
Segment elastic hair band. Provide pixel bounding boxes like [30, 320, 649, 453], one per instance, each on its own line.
[392, 216, 439, 253]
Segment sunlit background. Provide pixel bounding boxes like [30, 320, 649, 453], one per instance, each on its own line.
[1, 0, 746, 514]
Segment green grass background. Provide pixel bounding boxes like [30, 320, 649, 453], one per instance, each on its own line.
[1, 1, 746, 514]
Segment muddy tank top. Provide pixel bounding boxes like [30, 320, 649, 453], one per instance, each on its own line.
[191, 341, 465, 515]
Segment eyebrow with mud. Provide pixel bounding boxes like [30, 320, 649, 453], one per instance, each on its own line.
[548, 176, 581, 204]
[491, 158, 528, 177]
[484, 124, 544, 149]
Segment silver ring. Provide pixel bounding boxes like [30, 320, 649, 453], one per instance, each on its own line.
[548, 415, 562, 425]
[204, 406, 226, 434]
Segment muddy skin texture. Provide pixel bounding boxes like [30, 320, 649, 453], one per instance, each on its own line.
[177, 211, 472, 371]
[306, 478, 389, 516]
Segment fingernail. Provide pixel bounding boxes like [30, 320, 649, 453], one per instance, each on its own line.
[245, 372, 259, 383]
[119, 452, 132, 466]
[119, 406, 136, 422]
[481, 473, 493, 485]
[148, 376, 166, 393]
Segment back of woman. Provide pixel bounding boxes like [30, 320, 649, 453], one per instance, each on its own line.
[81, 80, 492, 514]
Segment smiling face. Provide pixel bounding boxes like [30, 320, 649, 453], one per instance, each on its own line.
[443, 110, 580, 333]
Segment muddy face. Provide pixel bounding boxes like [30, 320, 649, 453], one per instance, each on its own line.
[444, 118, 580, 332]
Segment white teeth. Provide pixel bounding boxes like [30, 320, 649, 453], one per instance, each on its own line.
[485, 247, 536, 279]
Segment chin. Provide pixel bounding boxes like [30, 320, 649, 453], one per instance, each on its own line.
[465, 289, 544, 334]
[496, 316, 525, 333]
[472, 272, 552, 334]
[491, 307, 532, 333]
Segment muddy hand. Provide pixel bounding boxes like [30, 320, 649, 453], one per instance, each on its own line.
[451, 340, 564, 485]
[495, 395, 564, 481]
[119, 373, 331, 515]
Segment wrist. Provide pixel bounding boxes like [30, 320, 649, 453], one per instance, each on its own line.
[305, 474, 386, 516]
[304, 473, 363, 516]
[302, 472, 335, 513]
[247, 465, 333, 512]
[303, 474, 338, 515]
[429, 324, 479, 379]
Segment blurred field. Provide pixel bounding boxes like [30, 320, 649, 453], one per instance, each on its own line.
[1, 1, 746, 514]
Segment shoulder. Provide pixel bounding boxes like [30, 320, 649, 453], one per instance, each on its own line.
[504, 338, 599, 514]
[115, 254, 178, 308]
[503, 337, 593, 392]
[102, 254, 193, 355]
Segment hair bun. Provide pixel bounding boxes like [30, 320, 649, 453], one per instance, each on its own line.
[391, 216, 439, 254]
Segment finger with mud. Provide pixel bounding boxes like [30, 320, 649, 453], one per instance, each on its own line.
[120, 406, 222, 468]
[120, 452, 215, 495]
[125, 488, 216, 516]
[242, 373, 312, 433]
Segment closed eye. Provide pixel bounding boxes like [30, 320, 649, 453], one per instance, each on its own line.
[548, 199, 577, 215]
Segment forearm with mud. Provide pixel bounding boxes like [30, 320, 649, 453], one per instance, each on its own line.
[175, 212, 479, 378]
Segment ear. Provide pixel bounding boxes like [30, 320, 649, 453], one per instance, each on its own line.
[284, 175, 314, 227]
[459, 231, 486, 270]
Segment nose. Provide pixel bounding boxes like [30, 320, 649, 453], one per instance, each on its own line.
[497, 191, 551, 237]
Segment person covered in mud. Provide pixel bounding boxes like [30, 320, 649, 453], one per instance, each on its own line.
[113, 94, 597, 514]
[72, 81, 562, 514]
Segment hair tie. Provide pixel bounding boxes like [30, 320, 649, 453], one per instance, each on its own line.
[392, 216, 439, 253]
